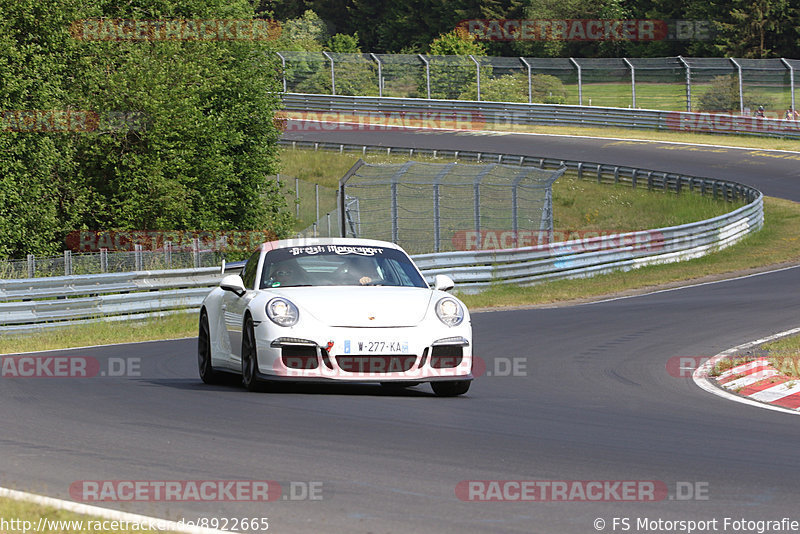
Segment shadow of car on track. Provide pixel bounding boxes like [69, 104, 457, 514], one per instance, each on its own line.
[137, 377, 441, 397]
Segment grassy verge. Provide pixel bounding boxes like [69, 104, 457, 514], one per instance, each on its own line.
[0, 313, 196, 355]
[0, 497, 163, 534]
[761, 334, 800, 378]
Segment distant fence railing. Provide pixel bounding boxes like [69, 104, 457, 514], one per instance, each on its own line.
[0, 142, 762, 332]
[275, 53, 800, 114]
[282, 93, 800, 139]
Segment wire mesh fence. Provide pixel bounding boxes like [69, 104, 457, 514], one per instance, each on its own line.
[336, 159, 564, 255]
[0, 248, 227, 279]
[277, 53, 800, 115]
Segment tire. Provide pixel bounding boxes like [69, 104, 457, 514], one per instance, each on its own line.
[431, 380, 470, 397]
[241, 315, 262, 392]
[198, 310, 222, 385]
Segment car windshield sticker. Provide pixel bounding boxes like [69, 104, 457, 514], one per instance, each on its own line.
[288, 245, 384, 257]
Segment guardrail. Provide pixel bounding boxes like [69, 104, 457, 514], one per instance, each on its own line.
[282, 93, 800, 140]
[0, 140, 762, 332]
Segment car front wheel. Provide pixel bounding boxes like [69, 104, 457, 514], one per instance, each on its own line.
[241, 315, 262, 392]
[431, 380, 470, 397]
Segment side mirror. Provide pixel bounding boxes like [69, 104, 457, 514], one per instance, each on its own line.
[433, 274, 455, 291]
[220, 274, 246, 297]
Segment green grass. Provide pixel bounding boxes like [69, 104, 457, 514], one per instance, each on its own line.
[278, 148, 742, 238]
[561, 81, 795, 112]
[761, 334, 800, 378]
[0, 313, 196, 355]
[0, 497, 164, 533]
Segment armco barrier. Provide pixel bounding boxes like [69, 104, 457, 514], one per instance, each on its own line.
[282, 93, 800, 139]
[0, 142, 762, 332]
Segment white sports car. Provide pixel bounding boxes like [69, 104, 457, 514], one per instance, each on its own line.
[198, 238, 473, 396]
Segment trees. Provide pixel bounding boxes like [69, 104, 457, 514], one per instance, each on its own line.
[0, 0, 292, 259]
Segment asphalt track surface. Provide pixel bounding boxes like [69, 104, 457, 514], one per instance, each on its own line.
[3, 123, 800, 533]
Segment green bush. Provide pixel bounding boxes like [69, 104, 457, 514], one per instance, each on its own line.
[459, 73, 567, 104]
[696, 75, 772, 113]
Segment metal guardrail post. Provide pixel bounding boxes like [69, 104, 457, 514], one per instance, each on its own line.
[469, 55, 481, 101]
[569, 58, 582, 105]
[418, 54, 431, 99]
[781, 58, 795, 112]
[64, 250, 72, 276]
[134, 244, 143, 271]
[26, 254, 34, 278]
[275, 52, 287, 93]
[370, 53, 383, 97]
[623, 58, 636, 108]
[295, 177, 300, 218]
[322, 51, 335, 96]
[730, 58, 744, 113]
[520, 57, 532, 104]
[164, 241, 172, 269]
[677, 56, 692, 112]
[100, 248, 108, 273]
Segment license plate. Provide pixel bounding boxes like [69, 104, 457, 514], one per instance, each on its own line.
[342, 339, 409, 354]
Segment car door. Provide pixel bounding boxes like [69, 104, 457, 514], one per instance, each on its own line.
[223, 250, 261, 362]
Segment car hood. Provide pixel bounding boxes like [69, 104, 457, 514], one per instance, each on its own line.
[271, 286, 434, 327]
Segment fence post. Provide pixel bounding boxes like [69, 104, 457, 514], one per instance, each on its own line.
[27, 254, 34, 278]
[730, 58, 744, 113]
[100, 248, 108, 273]
[295, 177, 300, 219]
[370, 53, 383, 97]
[164, 241, 172, 269]
[781, 58, 795, 112]
[418, 54, 431, 99]
[323, 51, 335, 95]
[678, 56, 691, 112]
[569, 58, 582, 105]
[192, 238, 200, 269]
[469, 55, 481, 101]
[623, 58, 636, 108]
[64, 250, 72, 276]
[520, 57, 532, 104]
[315, 183, 320, 224]
[134, 244, 143, 271]
[275, 52, 287, 93]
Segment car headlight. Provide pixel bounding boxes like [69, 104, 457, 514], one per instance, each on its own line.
[266, 297, 299, 327]
[435, 297, 464, 327]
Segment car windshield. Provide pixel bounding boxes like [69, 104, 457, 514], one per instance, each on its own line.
[260, 244, 428, 289]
